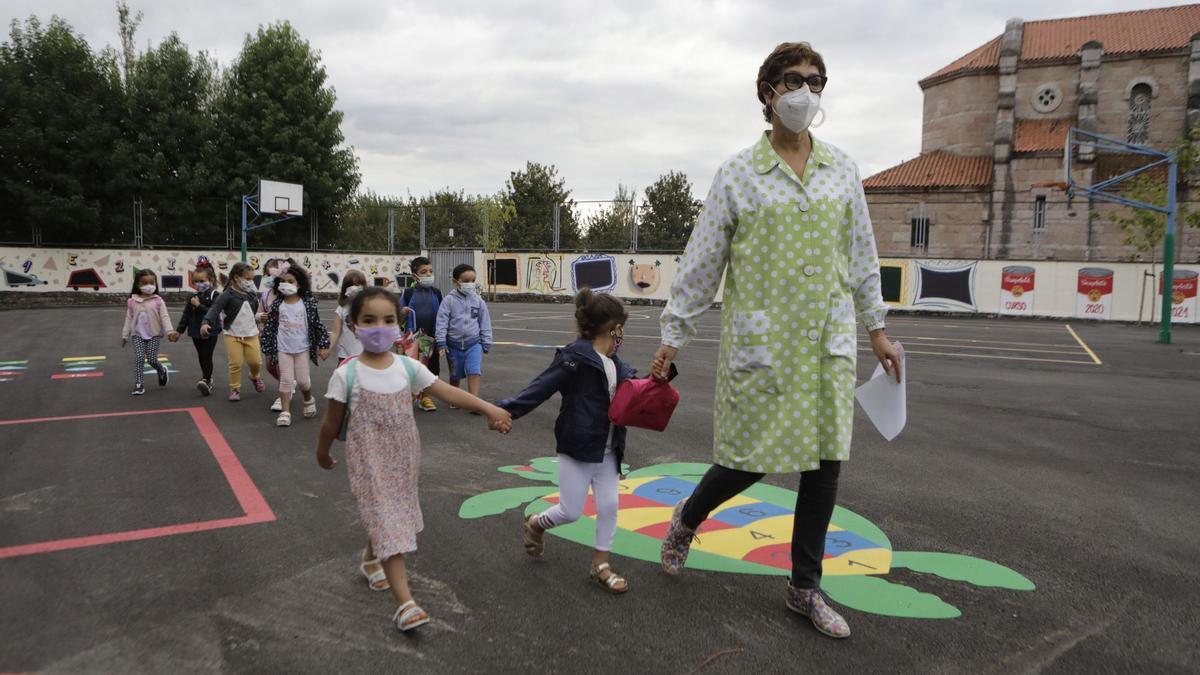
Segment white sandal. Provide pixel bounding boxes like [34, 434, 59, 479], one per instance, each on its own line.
[360, 553, 390, 591]
[275, 411, 292, 427]
[393, 600, 430, 632]
[303, 397, 318, 418]
[590, 562, 629, 594]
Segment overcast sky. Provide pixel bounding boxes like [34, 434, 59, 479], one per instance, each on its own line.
[4, 0, 1190, 201]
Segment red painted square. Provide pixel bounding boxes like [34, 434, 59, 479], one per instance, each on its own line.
[0, 407, 275, 559]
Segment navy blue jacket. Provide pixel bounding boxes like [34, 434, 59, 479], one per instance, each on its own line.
[499, 339, 636, 465]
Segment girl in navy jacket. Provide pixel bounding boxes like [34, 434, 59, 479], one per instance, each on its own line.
[499, 288, 635, 594]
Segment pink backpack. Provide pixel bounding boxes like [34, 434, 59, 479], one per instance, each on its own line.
[608, 370, 680, 432]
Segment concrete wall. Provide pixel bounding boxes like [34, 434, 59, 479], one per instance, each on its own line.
[4, 247, 1197, 325]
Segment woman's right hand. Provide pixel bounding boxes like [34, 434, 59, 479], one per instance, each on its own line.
[650, 344, 678, 381]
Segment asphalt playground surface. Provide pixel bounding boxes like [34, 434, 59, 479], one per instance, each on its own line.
[2, 301, 1199, 673]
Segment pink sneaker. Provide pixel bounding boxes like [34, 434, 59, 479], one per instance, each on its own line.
[228, 389, 241, 402]
[252, 378, 266, 393]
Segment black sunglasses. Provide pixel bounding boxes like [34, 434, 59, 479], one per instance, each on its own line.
[776, 72, 828, 93]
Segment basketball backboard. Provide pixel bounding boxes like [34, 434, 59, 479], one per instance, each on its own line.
[259, 180, 304, 216]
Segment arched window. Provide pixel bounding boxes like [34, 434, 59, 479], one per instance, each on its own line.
[1127, 83, 1152, 145]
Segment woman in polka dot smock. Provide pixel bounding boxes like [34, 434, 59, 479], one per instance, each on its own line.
[651, 42, 902, 640]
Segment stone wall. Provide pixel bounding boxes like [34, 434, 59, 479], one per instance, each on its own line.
[921, 74, 999, 155]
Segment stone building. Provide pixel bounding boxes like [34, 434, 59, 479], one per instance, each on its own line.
[864, 5, 1200, 262]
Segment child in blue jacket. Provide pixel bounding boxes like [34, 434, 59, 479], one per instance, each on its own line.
[435, 264, 492, 403]
[498, 288, 635, 594]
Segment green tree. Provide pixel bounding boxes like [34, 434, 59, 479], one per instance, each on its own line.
[332, 190, 409, 252]
[502, 161, 579, 250]
[639, 170, 701, 251]
[478, 191, 513, 252]
[0, 16, 134, 244]
[583, 184, 636, 251]
[420, 188, 483, 249]
[213, 21, 360, 249]
[125, 27, 223, 246]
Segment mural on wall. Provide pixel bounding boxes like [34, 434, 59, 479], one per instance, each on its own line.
[999, 265, 1035, 317]
[1160, 269, 1198, 324]
[626, 259, 662, 296]
[571, 254, 616, 293]
[461, 458, 1036, 620]
[1076, 267, 1114, 320]
[487, 255, 521, 292]
[912, 261, 977, 312]
[526, 254, 567, 294]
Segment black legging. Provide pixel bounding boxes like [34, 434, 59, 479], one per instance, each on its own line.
[681, 460, 841, 589]
[192, 336, 219, 381]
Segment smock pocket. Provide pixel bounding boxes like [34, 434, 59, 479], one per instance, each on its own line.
[728, 310, 773, 370]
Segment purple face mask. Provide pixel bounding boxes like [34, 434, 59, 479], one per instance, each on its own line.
[355, 325, 400, 353]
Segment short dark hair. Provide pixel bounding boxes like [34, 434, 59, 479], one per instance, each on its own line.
[131, 269, 159, 296]
[410, 256, 431, 272]
[757, 42, 827, 123]
[279, 258, 312, 297]
[574, 287, 628, 340]
[452, 264, 476, 280]
[348, 286, 402, 325]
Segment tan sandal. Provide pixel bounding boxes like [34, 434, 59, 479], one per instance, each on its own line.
[590, 562, 629, 594]
[360, 551, 390, 592]
[393, 600, 430, 632]
[523, 514, 545, 557]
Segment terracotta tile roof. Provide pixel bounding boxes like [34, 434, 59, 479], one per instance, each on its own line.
[920, 5, 1200, 88]
[863, 152, 993, 191]
[1013, 118, 1075, 153]
[921, 36, 1002, 86]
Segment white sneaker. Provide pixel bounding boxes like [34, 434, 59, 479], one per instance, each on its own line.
[270, 397, 283, 412]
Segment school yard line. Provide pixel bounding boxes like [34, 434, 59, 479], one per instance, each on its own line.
[1064, 324, 1104, 365]
[874, 334, 1082, 349]
[855, 339, 1086, 356]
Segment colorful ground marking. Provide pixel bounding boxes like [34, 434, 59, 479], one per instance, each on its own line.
[56, 356, 106, 380]
[460, 457, 1037, 620]
[143, 356, 179, 375]
[0, 360, 29, 383]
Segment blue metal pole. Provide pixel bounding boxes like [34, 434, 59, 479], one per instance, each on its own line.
[1158, 156, 1178, 344]
[241, 196, 248, 263]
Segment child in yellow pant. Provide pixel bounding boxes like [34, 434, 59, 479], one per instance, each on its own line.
[202, 262, 267, 402]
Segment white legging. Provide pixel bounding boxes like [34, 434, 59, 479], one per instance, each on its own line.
[537, 453, 620, 551]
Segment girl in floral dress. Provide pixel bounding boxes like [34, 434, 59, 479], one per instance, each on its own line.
[315, 287, 513, 632]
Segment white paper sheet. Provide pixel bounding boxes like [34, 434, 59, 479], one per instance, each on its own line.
[854, 342, 906, 441]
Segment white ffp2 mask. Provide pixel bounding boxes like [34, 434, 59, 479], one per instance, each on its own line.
[771, 84, 821, 133]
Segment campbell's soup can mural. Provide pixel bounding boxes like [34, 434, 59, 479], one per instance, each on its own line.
[999, 265, 1035, 316]
[1159, 269, 1198, 324]
[1076, 268, 1114, 320]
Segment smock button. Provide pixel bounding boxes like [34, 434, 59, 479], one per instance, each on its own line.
[803, 265, 816, 277]
[807, 329, 820, 342]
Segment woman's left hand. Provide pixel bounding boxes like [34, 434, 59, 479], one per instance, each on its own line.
[870, 330, 902, 383]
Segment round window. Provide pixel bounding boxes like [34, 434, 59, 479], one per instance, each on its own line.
[1032, 84, 1063, 113]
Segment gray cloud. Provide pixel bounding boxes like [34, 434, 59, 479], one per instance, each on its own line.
[6, 0, 1189, 199]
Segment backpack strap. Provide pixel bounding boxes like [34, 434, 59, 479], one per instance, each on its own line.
[344, 357, 359, 408]
[337, 358, 359, 442]
[399, 355, 417, 387]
